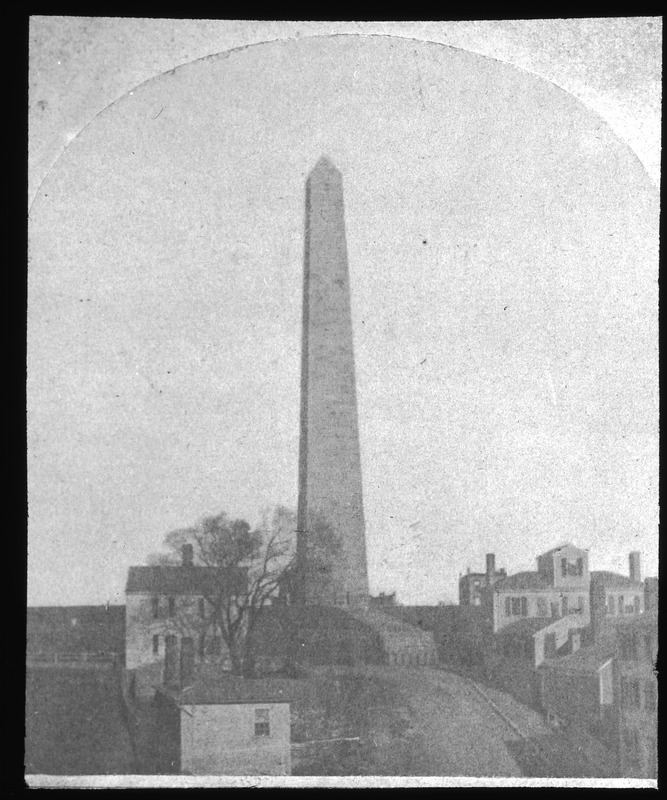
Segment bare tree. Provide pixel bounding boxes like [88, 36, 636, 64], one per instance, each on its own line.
[151, 506, 297, 677]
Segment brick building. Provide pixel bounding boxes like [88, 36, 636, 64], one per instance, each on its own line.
[615, 611, 658, 778]
[589, 553, 645, 637]
[459, 553, 506, 607]
[539, 630, 618, 748]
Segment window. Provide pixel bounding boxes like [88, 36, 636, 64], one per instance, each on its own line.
[198, 598, 206, 617]
[152, 634, 159, 655]
[576, 558, 583, 576]
[198, 634, 206, 658]
[577, 596, 585, 613]
[607, 595, 615, 615]
[536, 597, 548, 617]
[562, 596, 569, 615]
[633, 596, 641, 614]
[520, 597, 528, 617]
[505, 597, 511, 616]
[561, 558, 567, 578]
[255, 708, 270, 737]
[618, 595, 625, 615]
[151, 597, 159, 619]
[511, 597, 521, 615]
[168, 597, 176, 617]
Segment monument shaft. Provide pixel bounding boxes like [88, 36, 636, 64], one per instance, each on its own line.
[297, 157, 370, 607]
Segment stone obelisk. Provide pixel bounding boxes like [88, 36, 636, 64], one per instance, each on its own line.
[297, 156, 370, 608]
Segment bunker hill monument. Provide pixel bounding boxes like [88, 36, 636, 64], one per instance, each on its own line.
[296, 156, 370, 608]
[291, 156, 436, 667]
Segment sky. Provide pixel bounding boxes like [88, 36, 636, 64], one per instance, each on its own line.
[28, 20, 660, 606]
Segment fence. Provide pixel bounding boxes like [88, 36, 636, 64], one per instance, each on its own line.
[26, 651, 118, 666]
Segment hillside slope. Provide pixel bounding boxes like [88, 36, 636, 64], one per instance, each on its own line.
[292, 665, 617, 777]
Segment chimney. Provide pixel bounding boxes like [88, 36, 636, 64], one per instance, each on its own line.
[182, 543, 194, 567]
[629, 552, 641, 584]
[486, 553, 495, 582]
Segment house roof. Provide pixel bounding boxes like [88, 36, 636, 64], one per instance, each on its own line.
[540, 637, 616, 673]
[590, 571, 642, 589]
[27, 605, 125, 623]
[125, 565, 245, 595]
[159, 676, 301, 706]
[494, 618, 555, 638]
[538, 542, 577, 558]
[493, 571, 553, 593]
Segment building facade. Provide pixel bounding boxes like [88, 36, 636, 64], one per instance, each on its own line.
[155, 679, 294, 775]
[125, 547, 245, 696]
[459, 553, 506, 607]
[589, 554, 645, 632]
[615, 612, 658, 779]
[490, 543, 591, 634]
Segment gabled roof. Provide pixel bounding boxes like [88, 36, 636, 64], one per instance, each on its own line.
[159, 676, 301, 706]
[538, 542, 587, 559]
[540, 637, 616, 673]
[495, 618, 554, 638]
[590, 571, 642, 589]
[125, 565, 245, 595]
[493, 571, 552, 592]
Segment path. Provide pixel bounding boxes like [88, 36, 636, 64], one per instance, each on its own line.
[365, 665, 552, 776]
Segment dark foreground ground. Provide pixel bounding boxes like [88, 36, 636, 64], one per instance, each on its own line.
[25, 664, 618, 778]
[25, 666, 135, 775]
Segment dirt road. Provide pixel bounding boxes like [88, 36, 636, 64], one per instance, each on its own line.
[366, 665, 552, 776]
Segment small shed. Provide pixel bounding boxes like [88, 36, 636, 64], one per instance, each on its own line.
[155, 677, 295, 775]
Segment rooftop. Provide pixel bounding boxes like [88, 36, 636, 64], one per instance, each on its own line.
[494, 618, 555, 638]
[538, 541, 577, 557]
[493, 571, 553, 592]
[590, 570, 643, 589]
[158, 676, 301, 706]
[125, 565, 246, 595]
[540, 637, 616, 673]
[27, 605, 125, 621]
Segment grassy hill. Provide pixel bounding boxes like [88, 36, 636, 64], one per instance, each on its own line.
[290, 665, 618, 777]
